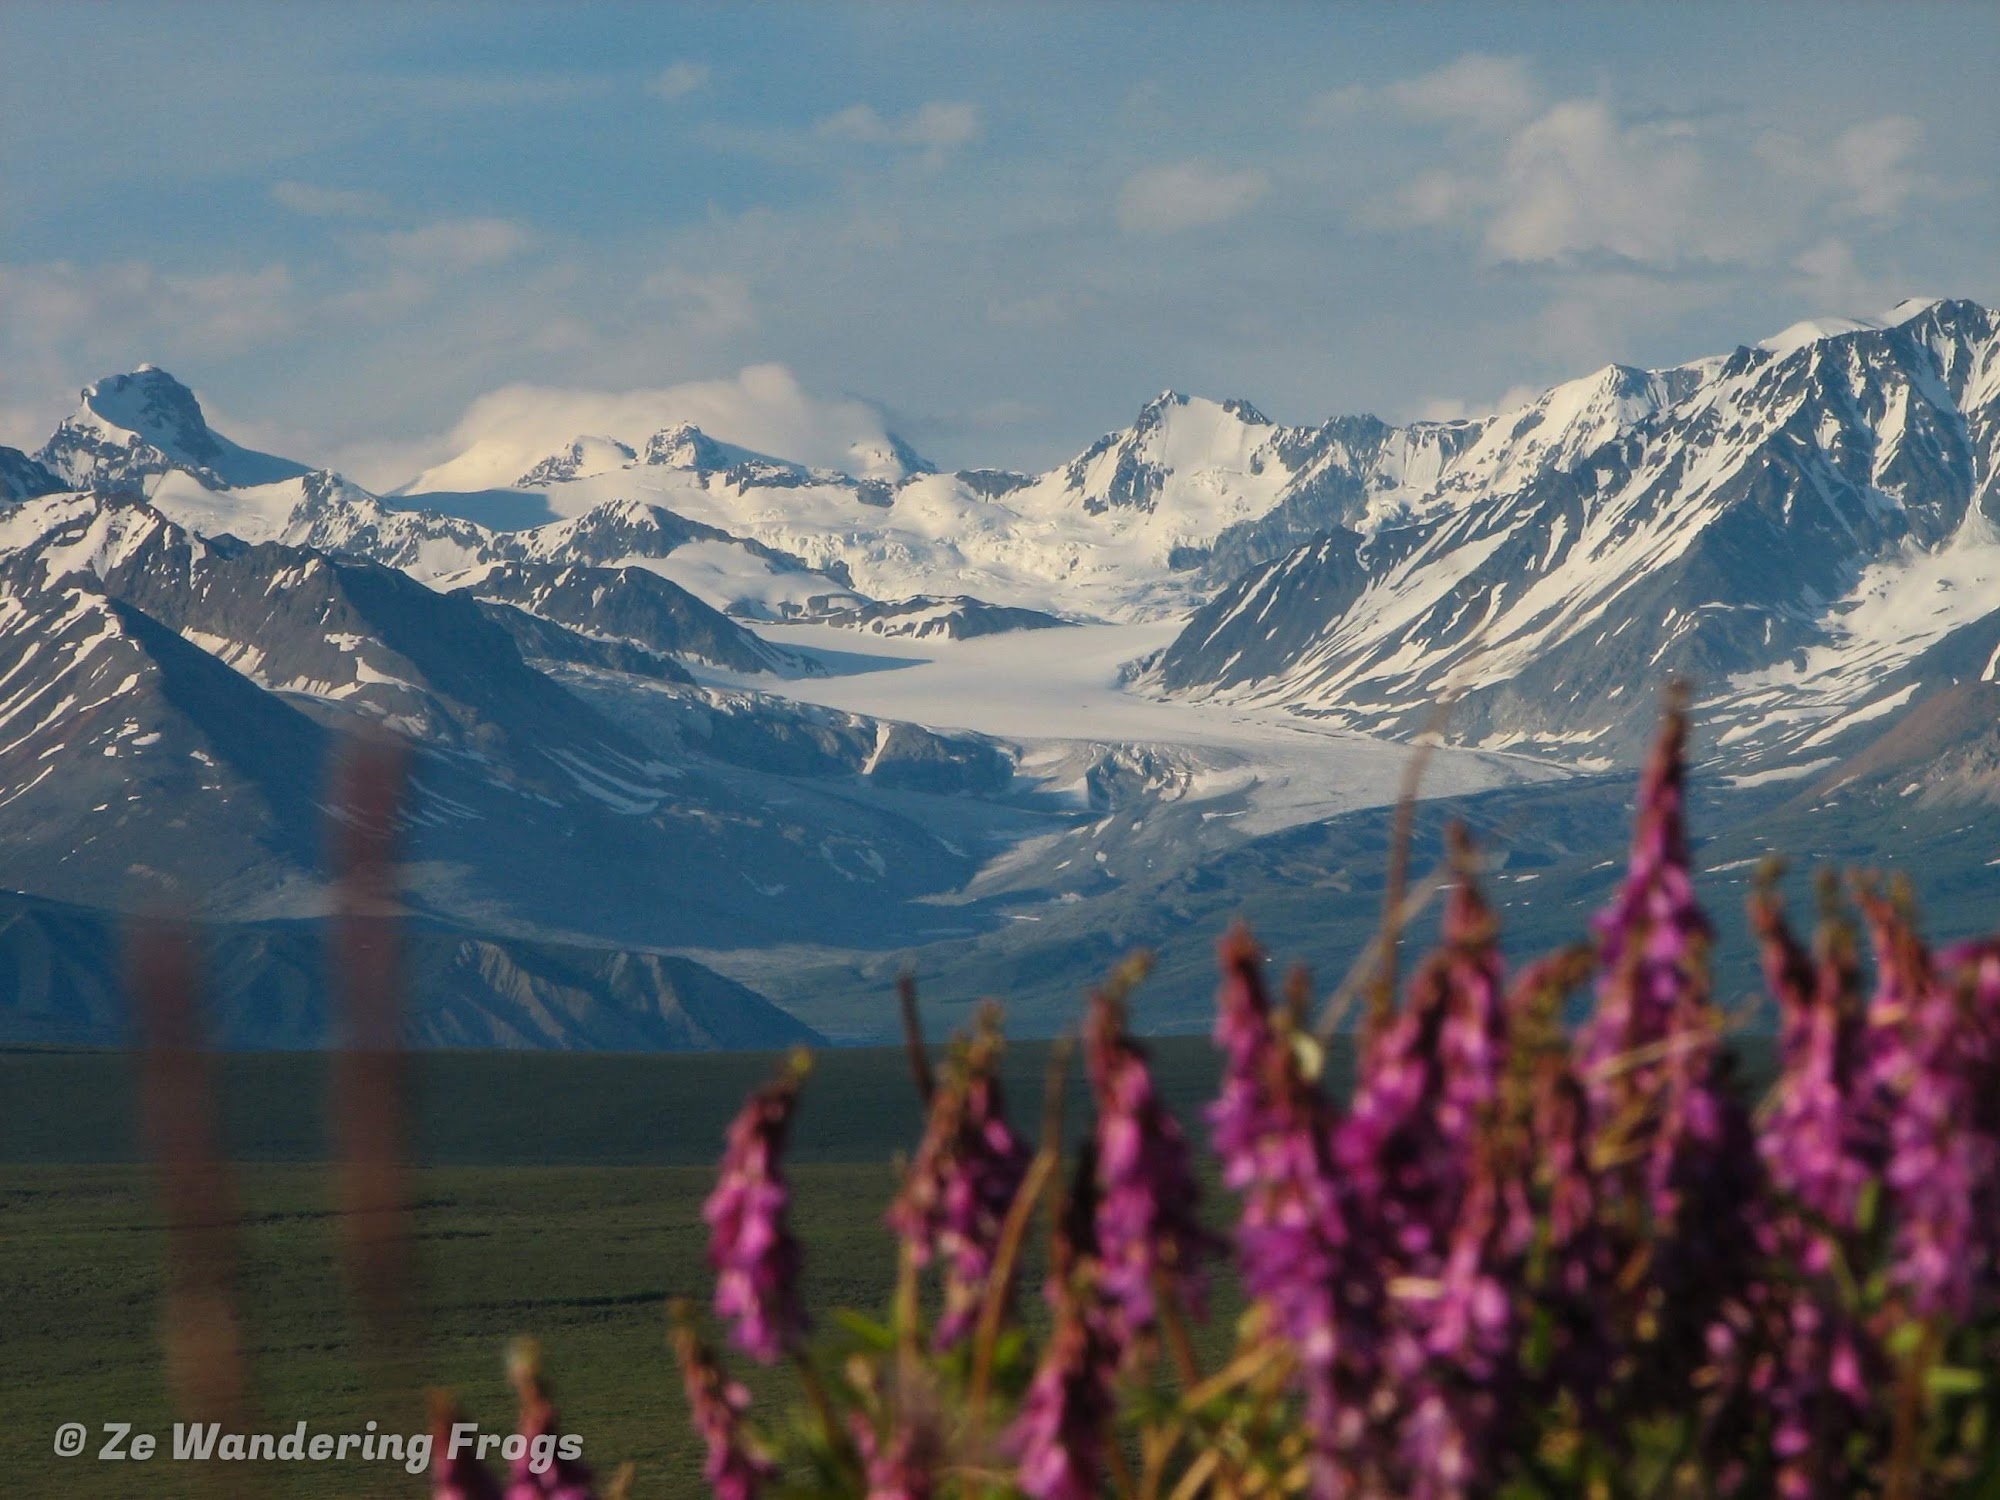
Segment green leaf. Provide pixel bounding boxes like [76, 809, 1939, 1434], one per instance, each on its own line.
[1925, 1365, 1984, 1397]
[829, 1308, 896, 1351]
[1855, 1177, 1880, 1235]
[1885, 1320, 1926, 1360]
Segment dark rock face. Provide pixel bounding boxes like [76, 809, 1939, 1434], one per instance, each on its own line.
[452, 560, 813, 675]
[955, 468, 1035, 499]
[0, 446, 63, 501]
[864, 722, 1014, 795]
[474, 600, 697, 684]
[814, 595, 1070, 641]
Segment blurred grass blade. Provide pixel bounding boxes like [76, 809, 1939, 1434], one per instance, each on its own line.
[132, 917, 253, 1496]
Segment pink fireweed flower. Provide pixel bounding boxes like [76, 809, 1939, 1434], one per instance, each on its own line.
[1335, 846, 1525, 1500]
[505, 1391, 594, 1500]
[1752, 886, 1881, 1257]
[672, 1305, 778, 1500]
[1938, 936, 2000, 1307]
[886, 1005, 1031, 1348]
[1207, 925, 1357, 1492]
[849, 1410, 938, 1500]
[702, 1050, 810, 1363]
[1335, 841, 1508, 1287]
[1862, 895, 1998, 1320]
[1742, 888, 1885, 1500]
[1576, 696, 1757, 1343]
[1010, 1150, 1119, 1500]
[1527, 1045, 1623, 1430]
[503, 1344, 595, 1500]
[1207, 927, 1345, 1375]
[1580, 697, 1710, 1082]
[1011, 1297, 1118, 1500]
[1084, 962, 1216, 1354]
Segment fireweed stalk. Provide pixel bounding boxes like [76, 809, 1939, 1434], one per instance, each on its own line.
[505, 1339, 595, 1500]
[703, 1049, 811, 1364]
[888, 1004, 1032, 1349]
[1733, 883, 1884, 1500]
[1321, 832, 1523, 1498]
[1207, 926, 1347, 1448]
[1083, 959, 1217, 1360]
[1011, 1146, 1121, 1500]
[1577, 692, 1759, 1405]
[1862, 891, 1998, 1324]
[672, 1302, 777, 1500]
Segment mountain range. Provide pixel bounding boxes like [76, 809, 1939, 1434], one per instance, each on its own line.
[1, 297, 1995, 1046]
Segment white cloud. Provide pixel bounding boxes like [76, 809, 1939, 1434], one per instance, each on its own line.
[1759, 116, 1929, 222]
[1788, 237, 1901, 315]
[1116, 161, 1269, 234]
[1386, 54, 1540, 132]
[1828, 117, 1925, 218]
[816, 101, 982, 162]
[1484, 102, 1715, 265]
[0, 259, 299, 355]
[1361, 57, 1943, 276]
[647, 61, 710, 101]
[638, 266, 757, 336]
[270, 180, 388, 218]
[403, 364, 900, 491]
[1413, 383, 1542, 423]
[371, 217, 531, 270]
[1306, 54, 1538, 133]
[1360, 67, 1755, 269]
[0, 259, 301, 451]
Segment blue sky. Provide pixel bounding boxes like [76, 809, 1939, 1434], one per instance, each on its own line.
[3, 2, 1996, 487]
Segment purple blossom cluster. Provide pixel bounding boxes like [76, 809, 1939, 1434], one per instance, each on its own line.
[682, 696, 2000, 1500]
[1083, 972, 1217, 1357]
[1208, 927, 1345, 1415]
[886, 1006, 1031, 1348]
[672, 1305, 778, 1500]
[1010, 1279, 1121, 1500]
[702, 1050, 809, 1364]
[850, 1408, 939, 1500]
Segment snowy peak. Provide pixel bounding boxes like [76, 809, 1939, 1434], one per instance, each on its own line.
[1055, 391, 1292, 517]
[513, 435, 637, 487]
[36, 367, 312, 493]
[642, 422, 732, 471]
[1426, 359, 1708, 502]
[848, 431, 934, 483]
[1750, 295, 1955, 358]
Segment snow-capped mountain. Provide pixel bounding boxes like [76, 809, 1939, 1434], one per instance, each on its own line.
[36, 366, 313, 492]
[0, 490, 1027, 963]
[1147, 297, 2000, 778]
[444, 560, 815, 676]
[7, 298, 2000, 1043]
[420, 372, 1729, 623]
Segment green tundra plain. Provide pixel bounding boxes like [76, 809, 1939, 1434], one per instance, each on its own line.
[2, 1039, 1247, 1499]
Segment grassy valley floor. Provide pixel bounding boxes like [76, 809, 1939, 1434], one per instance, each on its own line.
[3, 1041, 1245, 1498]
